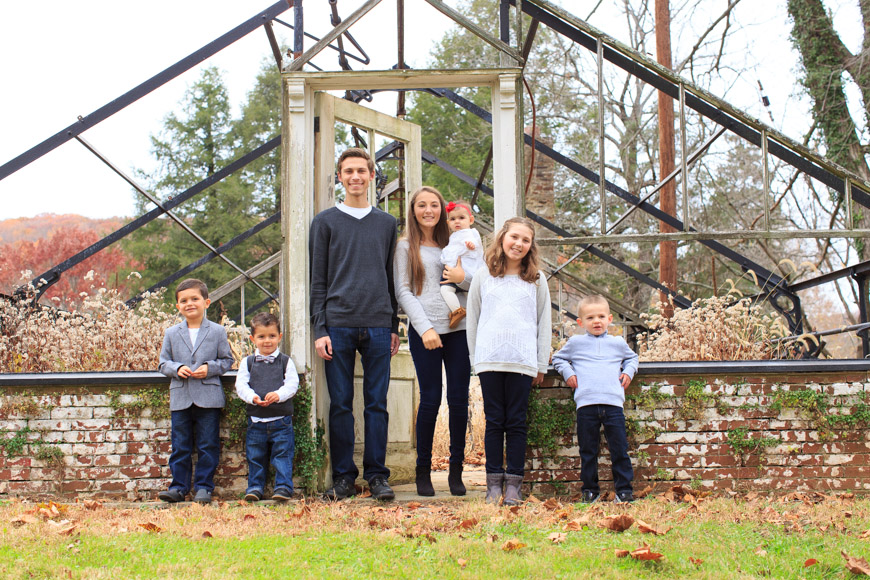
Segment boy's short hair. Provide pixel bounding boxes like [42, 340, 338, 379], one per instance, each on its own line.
[175, 278, 209, 300]
[337, 148, 375, 174]
[578, 294, 609, 312]
[250, 312, 281, 333]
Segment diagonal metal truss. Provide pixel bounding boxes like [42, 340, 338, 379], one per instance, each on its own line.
[3, 0, 870, 357]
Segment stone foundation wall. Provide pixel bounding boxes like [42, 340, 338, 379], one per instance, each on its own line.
[526, 366, 870, 496]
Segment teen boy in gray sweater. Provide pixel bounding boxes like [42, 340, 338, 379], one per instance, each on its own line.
[310, 148, 399, 502]
[552, 295, 639, 503]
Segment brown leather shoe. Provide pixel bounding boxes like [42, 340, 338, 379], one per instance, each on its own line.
[448, 307, 466, 329]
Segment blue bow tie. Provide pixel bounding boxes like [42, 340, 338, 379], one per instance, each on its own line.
[255, 354, 276, 364]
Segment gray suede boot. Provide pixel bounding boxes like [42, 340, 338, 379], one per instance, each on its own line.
[485, 473, 504, 504]
[503, 474, 524, 506]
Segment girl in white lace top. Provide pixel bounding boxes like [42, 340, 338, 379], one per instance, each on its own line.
[466, 217, 552, 506]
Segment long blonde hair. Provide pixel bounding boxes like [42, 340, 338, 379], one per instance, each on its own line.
[403, 186, 451, 295]
[484, 217, 540, 283]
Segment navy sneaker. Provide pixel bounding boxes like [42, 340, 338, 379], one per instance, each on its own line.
[244, 490, 263, 502]
[271, 487, 293, 501]
[323, 478, 356, 501]
[581, 490, 600, 504]
[369, 477, 395, 501]
[158, 489, 185, 503]
[615, 490, 634, 504]
[193, 489, 213, 504]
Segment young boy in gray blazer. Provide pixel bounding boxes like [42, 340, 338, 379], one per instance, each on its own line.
[158, 278, 234, 504]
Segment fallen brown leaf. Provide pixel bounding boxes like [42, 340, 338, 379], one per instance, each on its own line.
[83, 500, 102, 511]
[543, 498, 561, 511]
[457, 558, 467, 569]
[614, 549, 630, 558]
[457, 517, 479, 530]
[689, 557, 703, 566]
[501, 539, 526, 552]
[547, 532, 566, 544]
[598, 514, 635, 532]
[358, 488, 372, 499]
[635, 485, 653, 499]
[138, 522, 163, 533]
[631, 544, 664, 561]
[244, 514, 256, 521]
[202, 531, 213, 538]
[636, 519, 671, 536]
[803, 558, 817, 567]
[11, 514, 38, 527]
[565, 519, 585, 532]
[842, 551, 870, 575]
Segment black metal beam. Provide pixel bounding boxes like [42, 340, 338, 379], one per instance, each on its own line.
[17, 137, 280, 299]
[426, 86, 791, 296]
[0, 2, 291, 182]
[126, 212, 281, 307]
[514, 0, 870, 210]
[418, 146, 693, 308]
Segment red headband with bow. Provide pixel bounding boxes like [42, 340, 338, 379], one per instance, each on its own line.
[445, 201, 472, 215]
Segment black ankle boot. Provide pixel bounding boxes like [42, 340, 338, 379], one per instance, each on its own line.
[416, 465, 435, 496]
[448, 463, 466, 496]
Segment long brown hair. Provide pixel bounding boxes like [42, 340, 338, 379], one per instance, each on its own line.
[403, 186, 451, 295]
[484, 217, 540, 283]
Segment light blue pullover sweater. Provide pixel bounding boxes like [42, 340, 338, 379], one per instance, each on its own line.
[552, 331, 639, 409]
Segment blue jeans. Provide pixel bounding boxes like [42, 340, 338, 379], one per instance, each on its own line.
[479, 372, 532, 476]
[245, 416, 295, 494]
[576, 404, 633, 494]
[168, 406, 221, 494]
[407, 325, 470, 467]
[323, 326, 391, 483]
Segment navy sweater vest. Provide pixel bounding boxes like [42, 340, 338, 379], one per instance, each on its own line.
[245, 354, 294, 418]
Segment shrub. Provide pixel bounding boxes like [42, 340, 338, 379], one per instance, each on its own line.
[638, 294, 802, 361]
[1, 272, 250, 372]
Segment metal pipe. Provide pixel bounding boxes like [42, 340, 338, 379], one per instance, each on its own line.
[73, 135, 276, 301]
[293, 0, 303, 58]
[856, 274, 870, 358]
[597, 38, 606, 234]
[240, 285, 246, 328]
[845, 178, 854, 230]
[679, 82, 689, 228]
[762, 129, 770, 231]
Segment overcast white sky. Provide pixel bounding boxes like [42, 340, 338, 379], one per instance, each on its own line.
[0, 0, 861, 220]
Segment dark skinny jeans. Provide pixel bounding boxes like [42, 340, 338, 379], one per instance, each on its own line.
[407, 325, 470, 468]
[478, 371, 532, 476]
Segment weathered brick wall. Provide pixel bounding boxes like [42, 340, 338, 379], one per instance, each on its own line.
[0, 378, 247, 500]
[527, 367, 870, 496]
[3, 364, 870, 499]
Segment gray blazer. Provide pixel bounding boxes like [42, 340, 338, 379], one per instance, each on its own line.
[158, 319, 234, 411]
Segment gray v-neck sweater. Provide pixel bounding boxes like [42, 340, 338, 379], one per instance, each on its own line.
[309, 207, 399, 339]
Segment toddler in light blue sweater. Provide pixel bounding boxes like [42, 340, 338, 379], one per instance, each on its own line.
[552, 295, 639, 503]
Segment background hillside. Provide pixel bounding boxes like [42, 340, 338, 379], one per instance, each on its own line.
[0, 214, 125, 244]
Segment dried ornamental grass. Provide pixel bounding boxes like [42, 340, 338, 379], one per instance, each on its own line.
[1, 272, 250, 373]
[638, 294, 797, 361]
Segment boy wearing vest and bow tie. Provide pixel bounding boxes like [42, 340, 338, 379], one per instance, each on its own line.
[235, 312, 299, 502]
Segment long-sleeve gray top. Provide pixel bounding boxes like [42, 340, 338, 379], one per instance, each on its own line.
[394, 240, 471, 335]
[552, 331, 639, 409]
[466, 268, 552, 378]
[309, 207, 399, 339]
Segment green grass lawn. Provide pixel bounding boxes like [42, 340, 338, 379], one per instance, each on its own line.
[1, 493, 868, 579]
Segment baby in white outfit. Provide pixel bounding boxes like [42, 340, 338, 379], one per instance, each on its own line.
[440, 201, 484, 329]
